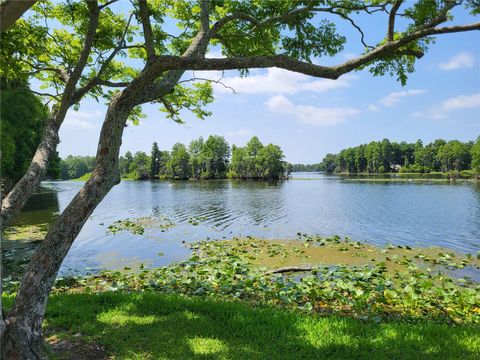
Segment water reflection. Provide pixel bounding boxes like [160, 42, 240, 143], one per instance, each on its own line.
[13, 186, 60, 225]
[11, 175, 480, 274]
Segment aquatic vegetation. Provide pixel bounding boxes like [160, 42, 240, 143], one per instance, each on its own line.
[107, 219, 146, 235]
[2, 224, 49, 241]
[2, 224, 49, 281]
[42, 236, 480, 324]
[106, 216, 175, 235]
[188, 216, 209, 226]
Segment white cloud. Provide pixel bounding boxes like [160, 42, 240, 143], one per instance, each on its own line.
[379, 89, 427, 107]
[265, 95, 360, 126]
[410, 92, 480, 119]
[439, 52, 474, 71]
[367, 104, 380, 112]
[442, 93, 480, 110]
[201, 68, 355, 95]
[64, 110, 102, 129]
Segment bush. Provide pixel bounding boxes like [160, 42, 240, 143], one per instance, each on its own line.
[459, 170, 474, 179]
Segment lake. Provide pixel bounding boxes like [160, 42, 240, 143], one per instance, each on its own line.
[11, 173, 480, 275]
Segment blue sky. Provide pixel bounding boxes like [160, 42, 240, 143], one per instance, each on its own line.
[55, 5, 480, 164]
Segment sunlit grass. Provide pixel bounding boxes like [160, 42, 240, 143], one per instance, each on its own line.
[4, 292, 480, 359]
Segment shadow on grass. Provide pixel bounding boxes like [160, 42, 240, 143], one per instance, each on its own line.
[23, 292, 480, 359]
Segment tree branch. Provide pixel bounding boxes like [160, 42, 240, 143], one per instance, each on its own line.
[134, 18, 479, 92]
[58, 0, 99, 113]
[27, 66, 70, 83]
[160, 97, 178, 118]
[332, 10, 372, 49]
[72, 12, 134, 103]
[199, 0, 210, 33]
[178, 71, 237, 94]
[415, 0, 457, 32]
[99, 0, 119, 10]
[97, 80, 131, 87]
[137, 0, 155, 63]
[30, 90, 61, 100]
[0, 0, 37, 33]
[334, 21, 480, 75]
[388, 0, 403, 41]
[207, 2, 388, 40]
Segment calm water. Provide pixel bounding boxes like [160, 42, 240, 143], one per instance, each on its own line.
[12, 173, 480, 274]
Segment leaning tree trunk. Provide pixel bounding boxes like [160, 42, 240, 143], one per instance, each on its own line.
[1, 109, 60, 231]
[1, 13, 204, 354]
[1, 94, 133, 359]
[1, 1, 99, 233]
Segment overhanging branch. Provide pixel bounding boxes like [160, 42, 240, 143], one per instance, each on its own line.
[130, 19, 478, 101]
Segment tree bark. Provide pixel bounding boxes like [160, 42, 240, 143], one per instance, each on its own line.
[1, 4, 202, 353]
[1, 94, 133, 359]
[1, 109, 60, 231]
[0, 0, 37, 33]
[0, 1, 99, 232]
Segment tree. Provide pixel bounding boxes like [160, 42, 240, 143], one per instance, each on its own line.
[229, 137, 287, 180]
[2, 1, 480, 357]
[119, 151, 134, 177]
[1, 0, 136, 231]
[321, 154, 337, 173]
[128, 152, 151, 180]
[437, 140, 472, 172]
[158, 151, 171, 177]
[150, 142, 161, 179]
[59, 155, 95, 180]
[256, 144, 287, 180]
[188, 137, 205, 179]
[167, 143, 191, 180]
[229, 145, 248, 178]
[320, 138, 476, 174]
[355, 145, 367, 173]
[472, 137, 480, 174]
[245, 136, 264, 178]
[200, 135, 230, 179]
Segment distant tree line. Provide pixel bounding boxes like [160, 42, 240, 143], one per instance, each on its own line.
[319, 138, 480, 175]
[59, 136, 290, 181]
[290, 163, 323, 172]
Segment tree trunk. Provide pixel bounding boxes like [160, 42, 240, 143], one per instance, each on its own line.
[1, 18, 202, 355]
[1, 94, 132, 359]
[1, 0, 99, 232]
[1, 109, 60, 232]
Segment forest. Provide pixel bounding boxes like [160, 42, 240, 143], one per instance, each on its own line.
[58, 136, 290, 181]
[317, 138, 480, 176]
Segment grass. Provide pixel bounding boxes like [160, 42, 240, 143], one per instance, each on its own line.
[71, 172, 92, 181]
[4, 292, 480, 359]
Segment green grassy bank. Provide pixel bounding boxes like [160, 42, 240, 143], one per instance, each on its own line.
[3, 292, 480, 359]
